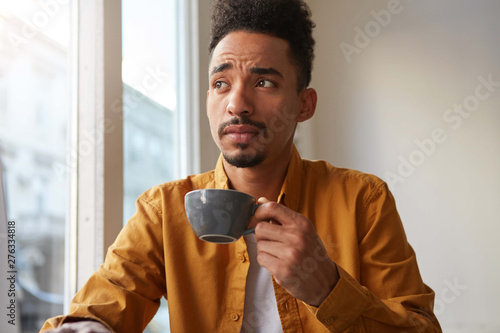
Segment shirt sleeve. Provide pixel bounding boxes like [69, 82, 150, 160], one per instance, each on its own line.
[305, 182, 442, 332]
[40, 194, 166, 333]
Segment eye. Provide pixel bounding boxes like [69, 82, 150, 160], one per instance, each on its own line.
[214, 81, 228, 90]
[257, 79, 276, 88]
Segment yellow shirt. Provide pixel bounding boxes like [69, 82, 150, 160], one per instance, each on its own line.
[41, 146, 441, 332]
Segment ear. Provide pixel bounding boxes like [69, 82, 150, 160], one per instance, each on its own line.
[296, 88, 317, 122]
[206, 90, 210, 114]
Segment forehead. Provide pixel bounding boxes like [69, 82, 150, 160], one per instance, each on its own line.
[209, 31, 294, 74]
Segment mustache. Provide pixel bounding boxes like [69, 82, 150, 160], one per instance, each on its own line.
[218, 116, 267, 137]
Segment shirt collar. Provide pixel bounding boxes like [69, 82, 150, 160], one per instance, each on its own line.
[214, 154, 230, 189]
[213, 145, 303, 211]
[277, 145, 303, 212]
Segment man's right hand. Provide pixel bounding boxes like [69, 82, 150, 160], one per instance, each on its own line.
[43, 321, 113, 333]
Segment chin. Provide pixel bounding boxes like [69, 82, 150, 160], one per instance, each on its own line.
[222, 147, 267, 168]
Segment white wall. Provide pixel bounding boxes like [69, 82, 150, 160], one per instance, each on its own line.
[305, 0, 500, 331]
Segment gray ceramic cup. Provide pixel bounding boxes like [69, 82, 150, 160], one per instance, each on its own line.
[184, 189, 259, 244]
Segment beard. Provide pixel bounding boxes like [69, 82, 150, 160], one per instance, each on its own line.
[218, 116, 268, 168]
[222, 144, 266, 168]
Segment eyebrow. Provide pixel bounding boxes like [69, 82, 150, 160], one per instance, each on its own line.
[209, 63, 284, 78]
[210, 63, 232, 77]
[250, 67, 283, 78]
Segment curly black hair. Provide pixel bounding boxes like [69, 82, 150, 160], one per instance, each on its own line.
[209, 0, 316, 91]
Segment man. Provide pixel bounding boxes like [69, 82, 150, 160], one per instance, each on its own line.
[41, 0, 442, 332]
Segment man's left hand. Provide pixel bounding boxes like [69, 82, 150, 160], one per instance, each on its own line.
[253, 198, 340, 307]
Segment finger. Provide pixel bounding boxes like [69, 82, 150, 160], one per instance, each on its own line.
[256, 250, 297, 286]
[249, 198, 274, 228]
[257, 197, 271, 204]
[254, 221, 285, 241]
[53, 321, 112, 333]
[253, 202, 302, 227]
[255, 223, 310, 256]
[255, 197, 283, 225]
[255, 249, 281, 273]
[256, 238, 292, 261]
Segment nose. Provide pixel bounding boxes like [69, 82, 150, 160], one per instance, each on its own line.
[226, 83, 253, 117]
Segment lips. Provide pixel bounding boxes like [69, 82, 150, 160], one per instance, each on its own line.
[223, 125, 261, 134]
[223, 125, 262, 144]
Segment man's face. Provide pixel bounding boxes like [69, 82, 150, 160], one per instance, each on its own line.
[207, 31, 313, 168]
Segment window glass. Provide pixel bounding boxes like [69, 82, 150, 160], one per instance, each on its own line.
[122, 0, 179, 331]
[0, 1, 70, 332]
[122, 0, 178, 223]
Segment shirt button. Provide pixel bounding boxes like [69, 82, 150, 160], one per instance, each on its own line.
[230, 313, 240, 321]
[325, 316, 335, 324]
[238, 254, 246, 263]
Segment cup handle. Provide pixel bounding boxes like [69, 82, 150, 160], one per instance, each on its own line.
[242, 228, 255, 235]
[243, 204, 261, 235]
[251, 204, 261, 216]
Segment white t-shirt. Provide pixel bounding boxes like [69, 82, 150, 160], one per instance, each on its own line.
[241, 234, 283, 332]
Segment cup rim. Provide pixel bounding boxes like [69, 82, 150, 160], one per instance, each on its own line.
[185, 188, 254, 199]
[200, 234, 238, 244]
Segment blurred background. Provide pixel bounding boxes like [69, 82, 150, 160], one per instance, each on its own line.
[303, 1, 500, 332]
[0, 0, 498, 332]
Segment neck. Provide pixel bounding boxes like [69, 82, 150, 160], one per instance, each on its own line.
[223, 148, 293, 201]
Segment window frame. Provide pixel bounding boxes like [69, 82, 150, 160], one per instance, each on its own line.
[67, 0, 124, 304]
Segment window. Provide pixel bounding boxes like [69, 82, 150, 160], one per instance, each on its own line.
[122, 1, 199, 331]
[0, 1, 71, 332]
[122, 0, 179, 195]
[0, 1, 201, 332]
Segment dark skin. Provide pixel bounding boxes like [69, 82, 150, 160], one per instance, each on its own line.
[207, 31, 339, 307]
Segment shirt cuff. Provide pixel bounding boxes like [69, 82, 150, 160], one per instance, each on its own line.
[304, 265, 370, 331]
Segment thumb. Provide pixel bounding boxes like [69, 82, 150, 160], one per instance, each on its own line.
[257, 197, 271, 204]
[248, 197, 271, 229]
[255, 197, 282, 225]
